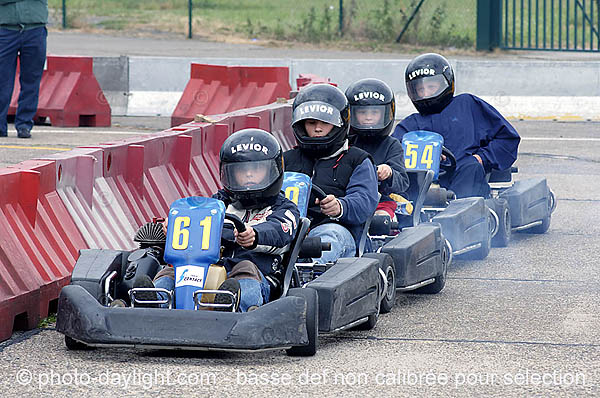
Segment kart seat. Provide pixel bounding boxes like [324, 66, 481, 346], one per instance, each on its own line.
[487, 167, 518, 183]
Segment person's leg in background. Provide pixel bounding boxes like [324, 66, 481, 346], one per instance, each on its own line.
[0, 28, 19, 137]
[15, 26, 47, 138]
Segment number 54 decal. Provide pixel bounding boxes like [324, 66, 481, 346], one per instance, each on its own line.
[171, 215, 212, 250]
[404, 143, 434, 169]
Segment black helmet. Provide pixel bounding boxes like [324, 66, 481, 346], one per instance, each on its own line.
[345, 78, 395, 138]
[291, 84, 350, 158]
[405, 53, 455, 115]
[219, 128, 284, 208]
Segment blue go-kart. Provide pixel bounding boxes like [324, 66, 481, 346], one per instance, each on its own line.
[400, 130, 556, 257]
[57, 173, 384, 356]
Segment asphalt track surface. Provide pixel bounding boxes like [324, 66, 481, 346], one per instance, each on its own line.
[1, 32, 600, 398]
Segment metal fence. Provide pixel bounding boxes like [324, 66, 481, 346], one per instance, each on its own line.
[501, 0, 600, 51]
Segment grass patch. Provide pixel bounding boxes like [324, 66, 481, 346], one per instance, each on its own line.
[49, 0, 477, 49]
[38, 313, 57, 328]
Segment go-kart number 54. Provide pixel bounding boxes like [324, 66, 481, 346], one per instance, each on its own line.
[171, 215, 212, 250]
[405, 143, 434, 170]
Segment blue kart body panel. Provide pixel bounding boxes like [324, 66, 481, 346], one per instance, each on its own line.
[282, 171, 312, 217]
[402, 130, 444, 179]
[164, 197, 225, 309]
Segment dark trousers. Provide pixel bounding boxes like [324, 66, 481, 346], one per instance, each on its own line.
[0, 26, 47, 134]
[439, 155, 491, 198]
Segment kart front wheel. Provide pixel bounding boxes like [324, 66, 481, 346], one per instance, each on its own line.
[286, 288, 318, 357]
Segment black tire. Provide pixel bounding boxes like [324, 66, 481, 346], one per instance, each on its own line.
[64, 335, 92, 350]
[488, 198, 511, 247]
[413, 238, 449, 294]
[363, 253, 396, 313]
[286, 288, 318, 357]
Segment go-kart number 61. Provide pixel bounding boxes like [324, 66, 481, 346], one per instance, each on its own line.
[171, 215, 212, 250]
[405, 143, 434, 170]
[285, 186, 300, 205]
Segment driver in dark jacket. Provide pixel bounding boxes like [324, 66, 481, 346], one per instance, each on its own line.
[392, 53, 520, 198]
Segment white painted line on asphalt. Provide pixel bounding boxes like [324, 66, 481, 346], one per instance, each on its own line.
[521, 137, 600, 141]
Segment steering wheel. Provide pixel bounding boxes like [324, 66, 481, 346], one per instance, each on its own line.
[439, 146, 457, 179]
[311, 184, 327, 201]
[225, 213, 246, 233]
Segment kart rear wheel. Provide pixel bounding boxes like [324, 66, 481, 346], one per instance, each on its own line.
[487, 198, 511, 247]
[64, 335, 92, 351]
[414, 238, 450, 294]
[286, 288, 318, 357]
[363, 253, 396, 313]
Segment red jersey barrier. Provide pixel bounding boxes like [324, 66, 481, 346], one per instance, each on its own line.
[171, 64, 291, 127]
[296, 73, 338, 89]
[0, 101, 296, 342]
[9, 56, 111, 127]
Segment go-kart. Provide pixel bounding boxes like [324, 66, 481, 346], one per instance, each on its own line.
[282, 172, 388, 326]
[400, 130, 556, 255]
[367, 166, 450, 296]
[57, 176, 384, 356]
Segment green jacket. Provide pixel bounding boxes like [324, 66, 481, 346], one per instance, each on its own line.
[0, 0, 48, 28]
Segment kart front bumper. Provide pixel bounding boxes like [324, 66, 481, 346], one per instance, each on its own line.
[56, 285, 309, 351]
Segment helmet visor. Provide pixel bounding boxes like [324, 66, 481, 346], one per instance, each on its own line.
[407, 75, 449, 101]
[221, 160, 280, 193]
[350, 104, 393, 131]
[292, 100, 343, 127]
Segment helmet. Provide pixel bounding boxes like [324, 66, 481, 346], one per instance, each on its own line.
[405, 53, 455, 115]
[345, 78, 395, 138]
[291, 84, 350, 158]
[219, 128, 284, 208]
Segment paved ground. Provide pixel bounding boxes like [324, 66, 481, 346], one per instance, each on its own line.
[1, 31, 599, 398]
[47, 30, 600, 60]
[1, 119, 599, 397]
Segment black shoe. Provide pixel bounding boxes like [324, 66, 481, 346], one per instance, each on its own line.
[132, 275, 158, 308]
[17, 128, 31, 139]
[214, 279, 241, 312]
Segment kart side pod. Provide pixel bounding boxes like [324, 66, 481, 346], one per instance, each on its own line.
[380, 223, 445, 289]
[431, 197, 491, 259]
[305, 256, 380, 333]
[499, 177, 553, 232]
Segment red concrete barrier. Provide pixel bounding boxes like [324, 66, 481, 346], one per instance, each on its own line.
[0, 102, 296, 342]
[171, 64, 291, 127]
[9, 56, 111, 127]
[296, 73, 337, 89]
[0, 161, 86, 341]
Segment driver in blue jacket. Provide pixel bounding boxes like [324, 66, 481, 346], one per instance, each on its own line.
[392, 53, 521, 198]
[149, 128, 300, 312]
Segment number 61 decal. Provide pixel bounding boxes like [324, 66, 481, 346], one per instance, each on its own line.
[171, 215, 212, 250]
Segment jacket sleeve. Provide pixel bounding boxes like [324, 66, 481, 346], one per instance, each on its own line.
[337, 158, 379, 225]
[379, 138, 410, 195]
[251, 199, 300, 255]
[470, 96, 521, 172]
